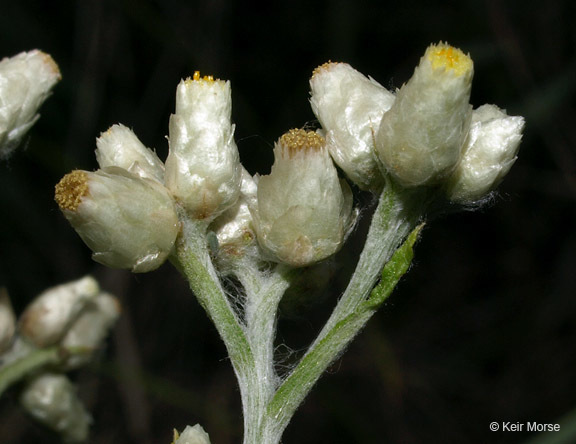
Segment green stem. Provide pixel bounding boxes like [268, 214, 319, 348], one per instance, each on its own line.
[172, 218, 256, 432]
[264, 186, 426, 440]
[0, 345, 60, 397]
[314, 182, 427, 347]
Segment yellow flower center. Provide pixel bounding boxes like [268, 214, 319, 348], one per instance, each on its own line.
[192, 71, 215, 82]
[311, 61, 341, 78]
[279, 129, 325, 156]
[54, 170, 89, 211]
[428, 43, 472, 76]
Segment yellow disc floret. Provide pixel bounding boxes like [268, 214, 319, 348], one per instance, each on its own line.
[280, 129, 325, 156]
[311, 61, 340, 79]
[427, 43, 472, 76]
[55, 170, 89, 211]
[192, 71, 215, 82]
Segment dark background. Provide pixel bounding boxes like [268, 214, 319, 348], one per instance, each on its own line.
[1, 0, 575, 443]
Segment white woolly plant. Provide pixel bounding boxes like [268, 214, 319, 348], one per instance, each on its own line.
[0, 50, 61, 158]
[1, 43, 524, 444]
[0, 276, 121, 441]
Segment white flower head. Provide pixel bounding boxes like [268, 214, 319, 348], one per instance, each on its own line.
[0, 50, 61, 158]
[310, 62, 395, 191]
[446, 104, 524, 203]
[0, 288, 16, 353]
[253, 129, 354, 267]
[173, 424, 211, 444]
[95, 124, 165, 182]
[376, 42, 473, 187]
[60, 291, 121, 369]
[165, 72, 241, 220]
[209, 167, 258, 258]
[55, 168, 179, 272]
[19, 276, 99, 347]
[20, 373, 91, 443]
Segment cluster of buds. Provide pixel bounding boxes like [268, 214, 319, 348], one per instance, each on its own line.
[0, 276, 120, 442]
[310, 42, 524, 203]
[0, 50, 61, 158]
[55, 72, 355, 269]
[55, 42, 524, 272]
[55, 73, 244, 272]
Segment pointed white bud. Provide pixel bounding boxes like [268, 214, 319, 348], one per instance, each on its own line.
[253, 129, 354, 267]
[377, 43, 473, 187]
[165, 72, 241, 219]
[60, 292, 121, 369]
[310, 62, 395, 190]
[20, 373, 91, 443]
[0, 288, 16, 353]
[0, 50, 61, 158]
[446, 104, 524, 202]
[209, 167, 257, 258]
[19, 276, 99, 347]
[95, 124, 165, 182]
[55, 168, 179, 272]
[173, 424, 211, 444]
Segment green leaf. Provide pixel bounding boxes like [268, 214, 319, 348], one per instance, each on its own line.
[363, 223, 424, 310]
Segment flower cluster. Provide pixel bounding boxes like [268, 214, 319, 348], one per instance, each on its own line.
[310, 42, 524, 203]
[0, 50, 61, 158]
[0, 276, 120, 442]
[55, 43, 524, 273]
[55, 74, 355, 269]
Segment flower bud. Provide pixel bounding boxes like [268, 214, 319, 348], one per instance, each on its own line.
[310, 62, 395, 191]
[55, 168, 179, 272]
[0, 288, 16, 353]
[252, 129, 354, 267]
[20, 373, 91, 443]
[446, 104, 524, 203]
[173, 424, 211, 444]
[209, 167, 257, 258]
[376, 42, 473, 187]
[19, 276, 99, 347]
[95, 124, 165, 182]
[60, 292, 121, 369]
[165, 72, 241, 219]
[0, 50, 61, 158]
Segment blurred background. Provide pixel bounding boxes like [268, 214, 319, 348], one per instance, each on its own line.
[1, 0, 575, 443]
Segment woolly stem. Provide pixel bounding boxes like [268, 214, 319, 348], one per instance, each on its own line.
[237, 261, 293, 444]
[262, 184, 427, 441]
[172, 218, 257, 438]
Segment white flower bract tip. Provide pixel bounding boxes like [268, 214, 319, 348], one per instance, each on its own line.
[376, 42, 473, 187]
[446, 104, 524, 203]
[96, 124, 165, 182]
[20, 373, 91, 443]
[253, 129, 354, 267]
[165, 72, 241, 219]
[60, 291, 121, 369]
[0, 50, 61, 157]
[55, 168, 179, 272]
[19, 276, 99, 347]
[173, 424, 211, 444]
[310, 62, 395, 191]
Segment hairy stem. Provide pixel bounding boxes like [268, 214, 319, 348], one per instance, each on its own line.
[264, 185, 426, 440]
